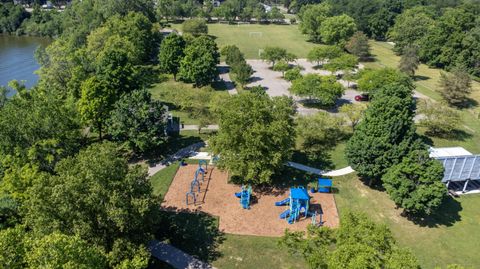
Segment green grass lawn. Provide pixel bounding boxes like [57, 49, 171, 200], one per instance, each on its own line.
[335, 173, 480, 269]
[150, 161, 180, 197]
[212, 234, 305, 269]
[168, 23, 316, 59]
[364, 41, 480, 153]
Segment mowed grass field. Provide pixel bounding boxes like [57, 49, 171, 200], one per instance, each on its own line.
[335, 173, 480, 269]
[168, 23, 317, 59]
[364, 41, 480, 153]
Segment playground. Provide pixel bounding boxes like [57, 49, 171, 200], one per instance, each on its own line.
[161, 164, 339, 237]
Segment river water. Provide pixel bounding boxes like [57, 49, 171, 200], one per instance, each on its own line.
[0, 35, 51, 90]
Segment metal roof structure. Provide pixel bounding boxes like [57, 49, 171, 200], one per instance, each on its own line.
[429, 147, 473, 158]
[436, 155, 480, 182]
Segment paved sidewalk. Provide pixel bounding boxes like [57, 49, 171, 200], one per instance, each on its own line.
[148, 142, 206, 176]
[182, 125, 219, 131]
[149, 240, 215, 269]
[323, 166, 354, 176]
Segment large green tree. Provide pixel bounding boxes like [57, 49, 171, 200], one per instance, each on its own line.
[210, 92, 296, 184]
[357, 68, 414, 95]
[26, 233, 107, 269]
[298, 3, 332, 42]
[158, 33, 186, 80]
[307, 45, 343, 67]
[289, 74, 344, 107]
[179, 35, 220, 87]
[345, 83, 417, 183]
[280, 211, 420, 269]
[261, 46, 288, 67]
[320, 14, 357, 45]
[78, 76, 116, 139]
[417, 99, 461, 137]
[106, 89, 167, 153]
[24, 142, 159, 258]
[383, 149, 446, 215]
[389, 7, 434, 54]
[182, 18, 208, 36]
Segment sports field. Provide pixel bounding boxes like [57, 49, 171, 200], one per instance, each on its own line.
[168, 23, 317, 59]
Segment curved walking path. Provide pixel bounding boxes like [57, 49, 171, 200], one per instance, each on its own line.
[149, 240, 216, 269]
[148, 142, 206, 176]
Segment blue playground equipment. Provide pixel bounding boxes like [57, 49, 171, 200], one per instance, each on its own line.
[317, 178, 333, 193]
[275, 187, 313, 224]
[199, 160, 208, 172]
[235, 185, 252, 209]
[185, 161, 209, 205]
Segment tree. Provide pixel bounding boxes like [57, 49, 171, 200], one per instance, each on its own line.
[182, 18, 208, 36]
[345, 84, 417, 184]
[279, 211, 420, 269]
[320, 14, 357, 45]
[78, 76, 116, 139]
[106, 89, 167, 153]
[298, 3, 332, 42]
[324, 53, 358, 73]
[261, 46, 287, 67]
[399, 45, 420, 77]
[389, 7, 434, 53]
[210, 92, 296, 184]
[439, 67, 472, 107]
[345, 31, 370, 59]
[179, 35, 220, 87]
[307, 46, 343, 67]
[289, 74, 344, 107]
[0, 226, 26, 268]
[26, 233, 107, 269]
[357, 68, 414, 95]
[273, 60, 290, 77]
[417, 99, 461, 137]
[284, 67, 302, 82]
[231, 61, 254, 86]
[296, 112, 345, 163]
[339, 103, 367, 131]
[158, 33, 186, 80]
[221, 45, 245, 66]
[24, 142, 159, 259]
[383, 149, 446, 215]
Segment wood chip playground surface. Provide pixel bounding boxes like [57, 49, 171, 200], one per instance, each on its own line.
[161, 165, 339, 237]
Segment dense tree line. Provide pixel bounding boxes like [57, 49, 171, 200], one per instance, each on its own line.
[346, 68, 446, 216]
[0, 1, 180, 267]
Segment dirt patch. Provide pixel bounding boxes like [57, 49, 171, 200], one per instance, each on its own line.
[162, 165, 340, 237]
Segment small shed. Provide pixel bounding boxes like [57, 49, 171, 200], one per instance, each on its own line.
[317, 178, 332, 193]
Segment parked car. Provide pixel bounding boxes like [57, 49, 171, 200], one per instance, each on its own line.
[355, 93, 369, 102]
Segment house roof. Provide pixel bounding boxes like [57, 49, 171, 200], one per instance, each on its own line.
[437, 155, 480, 182]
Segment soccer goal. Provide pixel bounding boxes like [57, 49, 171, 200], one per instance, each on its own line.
[249, 32, 263, 37]
[258, 49, 264, 57]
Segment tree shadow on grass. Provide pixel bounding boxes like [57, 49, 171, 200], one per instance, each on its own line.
[405, 197, 462, 228]
[414, 75, 430, 81]
[155, 209, 225, 263]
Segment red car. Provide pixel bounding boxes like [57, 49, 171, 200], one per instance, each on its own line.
[355, 94, 369, 102]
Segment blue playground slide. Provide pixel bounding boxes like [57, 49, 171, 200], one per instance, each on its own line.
[275, 198, 290, 206]
[279, 209, 290, 219]
[288, 207, 300, 224]
[234, 192, 241, 198]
